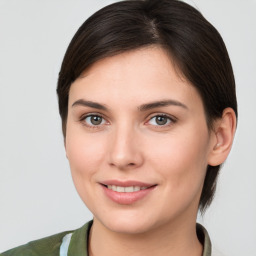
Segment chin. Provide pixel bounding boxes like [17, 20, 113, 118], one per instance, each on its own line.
[93, 210, 166, 235]
[105, 220, 154, 234]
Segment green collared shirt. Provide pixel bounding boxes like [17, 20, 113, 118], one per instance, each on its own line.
[1, 221, 211, 256]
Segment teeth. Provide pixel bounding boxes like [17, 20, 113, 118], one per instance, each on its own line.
[107, 185, 149, 192]
[124, 186, 133, 192]
[134, 186, 140, 191]
[117, 186, 125, 192]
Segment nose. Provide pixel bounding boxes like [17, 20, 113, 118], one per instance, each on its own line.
[107, 124, 144, 170]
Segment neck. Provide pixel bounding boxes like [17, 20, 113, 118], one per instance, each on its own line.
[89, 216, 203, 256]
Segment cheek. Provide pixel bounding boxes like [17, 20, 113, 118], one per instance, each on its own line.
[65, 130, 109, 211]
[65, 127, 106, 187]
[147, 126, 210, 196]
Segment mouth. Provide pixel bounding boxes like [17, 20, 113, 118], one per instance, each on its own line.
[100, 180, 157, 204]
[104, 184, 154, 192]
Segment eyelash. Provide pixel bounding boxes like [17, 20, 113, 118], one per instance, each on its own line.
[146, 114, 176, 127]
[79, 113, 108, 129]
[79, 113, 177, 129]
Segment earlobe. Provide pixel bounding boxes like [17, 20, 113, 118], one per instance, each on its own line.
[208, 108, 237, 166]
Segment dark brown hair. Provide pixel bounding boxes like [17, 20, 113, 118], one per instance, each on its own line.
[57, 0, 237, 212]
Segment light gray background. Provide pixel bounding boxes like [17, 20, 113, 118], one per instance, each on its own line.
[0, 0, 255, 255]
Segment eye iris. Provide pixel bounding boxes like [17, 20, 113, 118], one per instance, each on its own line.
[156, 116, 168, 125]
[90, 116, 102, 125]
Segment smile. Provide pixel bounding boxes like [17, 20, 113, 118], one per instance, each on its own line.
[107, 185, 148, 192]
[101, 181, 157, 204]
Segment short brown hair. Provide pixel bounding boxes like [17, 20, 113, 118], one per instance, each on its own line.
[57, 0, 237, 212]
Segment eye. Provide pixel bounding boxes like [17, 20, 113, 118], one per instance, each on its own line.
[82, 115, 107, 126]
[148, 115, 173, 126]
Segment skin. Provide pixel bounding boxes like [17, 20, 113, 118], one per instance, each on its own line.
[65, 46, 236, 256]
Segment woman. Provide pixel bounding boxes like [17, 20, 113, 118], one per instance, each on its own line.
[1, 0, 237, 255]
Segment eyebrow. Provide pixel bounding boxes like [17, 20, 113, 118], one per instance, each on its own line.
[71, 99, 188, 111]
[72, 99, 108, 110]
[139, 100, 188, 111]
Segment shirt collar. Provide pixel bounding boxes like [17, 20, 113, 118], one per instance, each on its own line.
[68, 221, 211, 256]
[197, 223, 212, 256]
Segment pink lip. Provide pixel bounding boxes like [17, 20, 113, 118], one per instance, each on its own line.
[100, 180, 157, 205]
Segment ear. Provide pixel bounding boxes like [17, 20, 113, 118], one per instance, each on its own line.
[208, 108, 237, 166]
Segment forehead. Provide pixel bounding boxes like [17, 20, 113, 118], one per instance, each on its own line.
[69, 47, 203, 112]
[79, 46, 183, 86]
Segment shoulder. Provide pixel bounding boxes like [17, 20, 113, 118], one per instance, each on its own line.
[197, 223, 226, 256]
[1, 221, 93, 256]
[1, 230, 72, 256]
[0, 228, 77, 256]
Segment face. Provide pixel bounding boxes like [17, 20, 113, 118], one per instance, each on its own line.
[65, 47, 216, 234]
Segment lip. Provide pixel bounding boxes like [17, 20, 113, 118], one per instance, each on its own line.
[100, 180, 157, 205]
